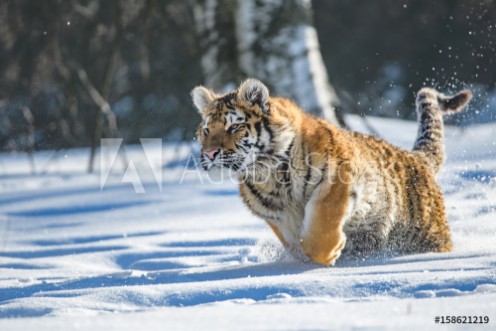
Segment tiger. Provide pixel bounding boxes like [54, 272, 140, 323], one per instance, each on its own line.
[191, 78, 472, 265]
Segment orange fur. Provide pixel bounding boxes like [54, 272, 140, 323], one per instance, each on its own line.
[300, 167, 350, 265]
[192, 79, 471, 265]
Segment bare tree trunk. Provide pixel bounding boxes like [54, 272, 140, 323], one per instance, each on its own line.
[21, 106, 36, 174]
[191, 0, 240, 89]
[192, 0, 340, 126]
[73, 63, 127, 173]
[87, 0, 124, 173]
[235, 0, 339, 124]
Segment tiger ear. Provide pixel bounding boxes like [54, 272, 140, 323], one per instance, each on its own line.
[191, 86, 217, 116]
[238, 78, 269, 113]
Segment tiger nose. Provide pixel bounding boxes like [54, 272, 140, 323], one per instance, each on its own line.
[204, 148, 220, 161]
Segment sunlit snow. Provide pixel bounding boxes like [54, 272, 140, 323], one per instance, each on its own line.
[0, 116, 495, 330]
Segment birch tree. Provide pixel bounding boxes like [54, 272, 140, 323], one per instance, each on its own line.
[192, 0, 340, 125]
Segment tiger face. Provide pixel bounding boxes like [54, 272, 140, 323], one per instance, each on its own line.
[191, 79, 276, 173]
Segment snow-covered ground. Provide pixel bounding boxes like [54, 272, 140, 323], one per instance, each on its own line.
[0, 116, 495, 330]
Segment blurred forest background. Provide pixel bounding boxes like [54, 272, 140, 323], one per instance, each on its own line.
[0, 0, 495, 167]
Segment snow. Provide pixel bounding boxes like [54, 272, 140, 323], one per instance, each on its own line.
[0, 116, 495, 330]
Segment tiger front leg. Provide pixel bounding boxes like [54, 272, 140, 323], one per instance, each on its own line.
[299, 177, 350, 265]
[267, 222, 289, 248]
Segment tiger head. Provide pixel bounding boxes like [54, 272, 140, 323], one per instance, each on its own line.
[191, 79, 288, 174]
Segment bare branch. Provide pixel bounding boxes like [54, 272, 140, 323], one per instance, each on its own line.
[72, 63, 120, 137]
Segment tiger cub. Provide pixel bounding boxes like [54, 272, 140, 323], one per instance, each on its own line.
[191, 79, 472, 265]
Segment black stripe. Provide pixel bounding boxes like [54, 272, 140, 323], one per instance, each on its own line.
[254, 121, 261, 137]
[301, 136, 308, 159]
[303, 153, 312, 197]
[252, 209, 281, 222]
[261, 122, 274, 153]
[277, 161, 291, 188]
[316, 164, 327, 186]
[238, 143, 249, 152]
[286, 137, 295, 158]
[244, 198, 281, 221]
[244, 180, 282, 211]
[219, 92, 236, 103]
[263, 119, 274, 141]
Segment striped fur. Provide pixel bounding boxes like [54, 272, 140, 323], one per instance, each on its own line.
[413, 88, 472, 173]
[191, 79, 472, 265]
